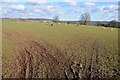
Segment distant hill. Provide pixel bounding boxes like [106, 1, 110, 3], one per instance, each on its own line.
[2, 18, 53, 22]
[1, 18, 110, 25]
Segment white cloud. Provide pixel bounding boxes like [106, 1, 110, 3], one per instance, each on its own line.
[27, 0, 47, 4]
[97, 5, 118, 13]
[93, 5, 118, 21]
[90, 0, 97, 1]
[104, 5, 118, 10]
[48, 6, 54, 9]
[70, 2, 77, 6]
[97, 6, 105, 12]
[63, 0, 77, 6]
[34, 10, 42, 12]
[11, 5, 25, 10]
[31, 5, 64, 17]
[28, 13, 33, 15]
[83, 2, 96, 7]
[34, 9, 46, 15]
[2, 0, 19, 2]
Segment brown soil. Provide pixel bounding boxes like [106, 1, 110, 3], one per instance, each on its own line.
[2, 31, 75, 79]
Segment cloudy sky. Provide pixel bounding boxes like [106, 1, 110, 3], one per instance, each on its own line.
[1, 0, 119, 21]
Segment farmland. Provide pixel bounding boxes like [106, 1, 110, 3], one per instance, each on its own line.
[2, 21, 119, 79]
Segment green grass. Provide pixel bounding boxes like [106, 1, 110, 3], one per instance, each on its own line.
[2, 21, 119, 78]
[2, 21, 118, 47]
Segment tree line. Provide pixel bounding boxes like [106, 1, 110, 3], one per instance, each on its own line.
[53, 13, 119, 28]
[96, 20, 119, 28]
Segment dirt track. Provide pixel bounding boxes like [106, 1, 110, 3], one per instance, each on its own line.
[2, 31, 77, 79]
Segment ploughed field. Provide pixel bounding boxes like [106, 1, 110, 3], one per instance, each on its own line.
[2, 21, 120, 79]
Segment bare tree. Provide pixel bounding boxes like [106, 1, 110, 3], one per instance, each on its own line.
[80, 13, 91, 25]
[53, 16, 59, 23]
